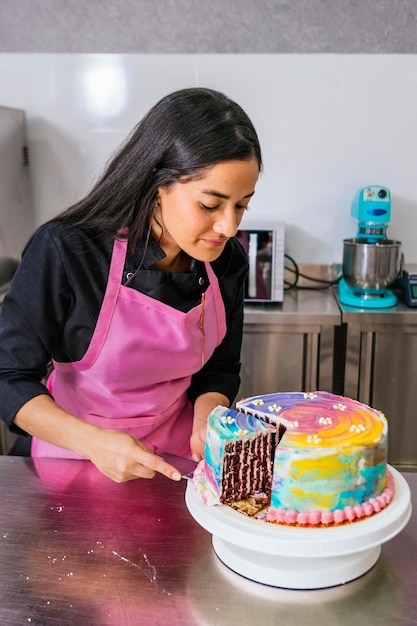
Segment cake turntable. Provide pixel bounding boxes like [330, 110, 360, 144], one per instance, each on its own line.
[185, 466, 411, 589]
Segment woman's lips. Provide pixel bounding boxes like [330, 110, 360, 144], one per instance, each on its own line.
[202, 238, 227, 248]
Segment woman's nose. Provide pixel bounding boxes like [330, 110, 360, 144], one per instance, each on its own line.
[213, 208, 238, 238]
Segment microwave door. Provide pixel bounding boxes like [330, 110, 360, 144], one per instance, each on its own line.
[248, 233, 258, 298]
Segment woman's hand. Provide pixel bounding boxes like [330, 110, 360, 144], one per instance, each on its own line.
[88, 429, 182, 483]
[190, 416, 207, 462]
[14, 395, 182, 483]
[190, 391, 230, 462]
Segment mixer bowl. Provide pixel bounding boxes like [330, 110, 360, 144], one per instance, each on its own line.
[342, 238, 402, 293]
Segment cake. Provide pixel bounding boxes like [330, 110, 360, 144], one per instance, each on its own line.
[193, 391, 395, 526]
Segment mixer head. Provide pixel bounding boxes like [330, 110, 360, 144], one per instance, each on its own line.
[351, 186, 391, 241]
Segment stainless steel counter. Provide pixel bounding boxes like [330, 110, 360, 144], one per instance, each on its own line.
[244, 288, 341, 326]
[335, 288, 417, 324]
[0, 457, 416, 625]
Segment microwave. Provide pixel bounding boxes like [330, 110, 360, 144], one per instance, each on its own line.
[236, 220, 285, 303]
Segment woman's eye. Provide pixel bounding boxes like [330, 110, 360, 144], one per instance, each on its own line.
[200, 202, 249, 211]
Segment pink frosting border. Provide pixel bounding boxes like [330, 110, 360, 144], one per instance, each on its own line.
[263, 469, 395, 527]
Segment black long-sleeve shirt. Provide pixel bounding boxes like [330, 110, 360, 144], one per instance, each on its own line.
[0, 221, 248, 439]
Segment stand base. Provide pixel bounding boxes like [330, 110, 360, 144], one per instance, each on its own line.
[212, 537, 381, 589]
[338, 278, 397, 309]
[186, 466, 411, 589]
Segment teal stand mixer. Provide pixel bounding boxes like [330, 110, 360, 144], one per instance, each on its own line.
[338, 186, 402, 309]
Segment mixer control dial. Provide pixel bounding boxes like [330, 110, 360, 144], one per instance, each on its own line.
[378, 189, 388, 198]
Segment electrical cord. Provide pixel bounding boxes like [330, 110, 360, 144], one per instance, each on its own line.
[284, 253, 342, 291]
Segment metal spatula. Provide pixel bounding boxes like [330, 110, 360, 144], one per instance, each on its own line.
[161, 452, 198, 480]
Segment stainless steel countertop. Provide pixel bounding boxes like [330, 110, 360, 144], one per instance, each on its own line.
[244, 289, 341, 325]
[0, 456, 415, 625]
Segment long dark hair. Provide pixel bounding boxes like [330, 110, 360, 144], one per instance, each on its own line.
[57, 87, 262, 251]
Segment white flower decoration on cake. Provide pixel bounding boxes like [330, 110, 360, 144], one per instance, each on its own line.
[222, 416, 235, 425]
[304, 392, 317, 399]
[318, 416, 333, 425]
[349, 423, 366, 433]
[253, 399, 264, 406]
[333, 403, 346, 411]
[236, 429, 249, 436]
[307, 434, 322, 444]
[268, 404, 282, 413]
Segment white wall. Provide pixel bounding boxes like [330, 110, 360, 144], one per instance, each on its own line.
[0, 53, 417, 265]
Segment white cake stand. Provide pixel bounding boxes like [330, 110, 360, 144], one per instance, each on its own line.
[185, 466, 412, 589]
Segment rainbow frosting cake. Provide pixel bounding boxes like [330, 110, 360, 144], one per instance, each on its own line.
[193, 391, 395, 526]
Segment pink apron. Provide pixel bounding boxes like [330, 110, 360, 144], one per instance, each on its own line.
[31, 236, 226, 459]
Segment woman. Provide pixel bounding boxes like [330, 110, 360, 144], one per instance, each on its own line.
[0, 87, 261, 482]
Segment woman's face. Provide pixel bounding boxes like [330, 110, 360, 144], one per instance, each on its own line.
[154, 158, 259, 263]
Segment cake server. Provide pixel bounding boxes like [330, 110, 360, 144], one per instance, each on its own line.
[161, 452, 197, 480]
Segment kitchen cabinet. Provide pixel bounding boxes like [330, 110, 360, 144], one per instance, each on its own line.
[336, 292, 417, 471]
[237, 290, 342, 402]
[3, 286, 416, 470]
[0, 105, 32, 455]
[0, 421, 15, 455]
[0, 106, 33, 259]
[0, 294, 14, 453]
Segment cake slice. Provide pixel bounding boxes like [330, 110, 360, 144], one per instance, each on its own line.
[193, 405, 286, 508]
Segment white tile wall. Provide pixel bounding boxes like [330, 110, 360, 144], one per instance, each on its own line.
[0, 53, 417, 264]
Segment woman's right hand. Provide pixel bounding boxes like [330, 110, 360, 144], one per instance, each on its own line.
[14, 395, 182, 483]
[88, 428, 182, 483]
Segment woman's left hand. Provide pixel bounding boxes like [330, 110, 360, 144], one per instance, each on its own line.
[190, 391, 230, 462]
[190, 417, 207, 462]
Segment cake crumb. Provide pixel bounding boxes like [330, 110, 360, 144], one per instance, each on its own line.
[229, 495, 269, 517]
